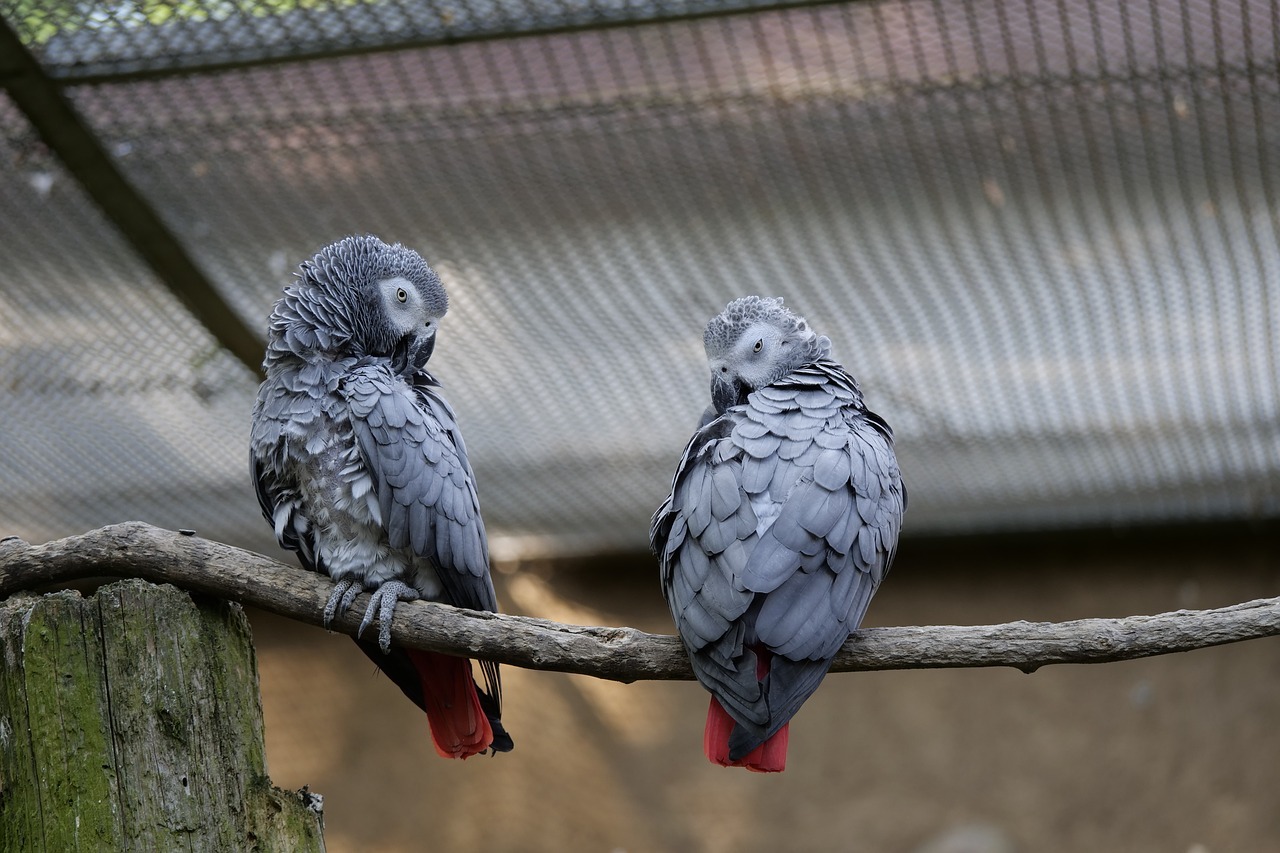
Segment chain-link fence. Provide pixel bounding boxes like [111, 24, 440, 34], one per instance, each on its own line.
[2, 0, 1278, 555]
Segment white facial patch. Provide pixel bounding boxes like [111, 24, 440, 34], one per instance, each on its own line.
[378, 276, 428, 337]
[733, 321, 783, 387]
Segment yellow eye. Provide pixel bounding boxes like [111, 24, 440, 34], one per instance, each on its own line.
[396, 287, 408, 303]
[753, 339, 763, 353]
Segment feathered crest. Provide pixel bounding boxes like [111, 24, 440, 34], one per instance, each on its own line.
[262, 235, 446, 368]
[703, 296, 832, 364]
[300, 235, 446, 316]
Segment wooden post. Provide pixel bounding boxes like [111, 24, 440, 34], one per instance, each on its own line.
[0, 579, 325, 851]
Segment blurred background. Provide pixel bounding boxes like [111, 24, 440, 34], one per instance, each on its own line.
[1, 0, 1278, 850]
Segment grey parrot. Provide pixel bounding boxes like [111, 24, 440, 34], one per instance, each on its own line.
[250, 235, 512, 758]
[651, 296, 904, 772]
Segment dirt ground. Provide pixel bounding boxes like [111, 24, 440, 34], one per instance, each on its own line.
[249, 523, 1280, 852]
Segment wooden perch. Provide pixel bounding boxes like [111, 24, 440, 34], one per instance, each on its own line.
[2, 522, 1278, 681]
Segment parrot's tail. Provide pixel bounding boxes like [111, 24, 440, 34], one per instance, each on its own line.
[703, 697, 789, 772]
[702, 647, 788, 772]
[407, 649, 496, 759]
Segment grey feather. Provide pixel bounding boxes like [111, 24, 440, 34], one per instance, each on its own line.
[755, 566, 835, 655]
[824, 500, 860, 554]
[812, 446, 849, 491]
[732, 419, 771, 440]
[731, 500, 759, 540]
[680, 594, 732, 646]
[709, 465, 741, 521]
[697, 512, 740, 555]
[797, 484, 852, 539]
[740, 455, 775, 494]
[686, 467, 715, 536]
[737, 529, 800, 593]
[739, 432, 783, 459]
[768, 458, 804, 502]
[699, 557, 754, 618]
[758, 385, 799, 403]
[671, 553, 700, 603]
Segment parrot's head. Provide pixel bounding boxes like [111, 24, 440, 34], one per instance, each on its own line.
[266, 235, 447, 370]
[703, 296, 831, 413]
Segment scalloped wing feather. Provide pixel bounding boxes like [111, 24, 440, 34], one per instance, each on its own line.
[344, 365, 497, 613]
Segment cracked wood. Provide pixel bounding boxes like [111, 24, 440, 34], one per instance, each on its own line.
[1, 522, 1278, 683]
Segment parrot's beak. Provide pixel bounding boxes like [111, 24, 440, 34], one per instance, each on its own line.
[410, 331, 436, 371]
[711, 374, 750, 413]
[388, 330, 436, 376]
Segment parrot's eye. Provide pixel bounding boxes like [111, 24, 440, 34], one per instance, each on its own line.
[753, 339, 763, 353]
[396, 287, 408, 303]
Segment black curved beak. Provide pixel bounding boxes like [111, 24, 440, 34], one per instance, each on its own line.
[388, 330, 436, 375]
[410, 331, 436, 371]
[711, 375, 750, 414]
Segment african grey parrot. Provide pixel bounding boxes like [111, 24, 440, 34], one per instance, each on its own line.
[651, 296, 905, 772]
[250, 235, 512, 759]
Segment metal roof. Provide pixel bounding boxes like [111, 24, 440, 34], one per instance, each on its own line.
[2, 0, 1278, 556]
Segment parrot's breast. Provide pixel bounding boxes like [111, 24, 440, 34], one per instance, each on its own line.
[280, 392, 440, 597]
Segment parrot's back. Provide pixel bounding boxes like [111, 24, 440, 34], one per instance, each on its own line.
[653, 358, 904, 772]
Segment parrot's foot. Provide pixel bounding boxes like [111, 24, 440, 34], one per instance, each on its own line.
[322, 577, 362, 628]
[358, 579, 420, 653]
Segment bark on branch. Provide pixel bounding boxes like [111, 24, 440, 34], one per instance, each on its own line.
[1, 522, 1277, 682]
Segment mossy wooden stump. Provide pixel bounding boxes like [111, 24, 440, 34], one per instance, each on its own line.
[0, 579, 324, 851]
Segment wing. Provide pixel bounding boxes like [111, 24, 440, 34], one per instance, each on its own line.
[749, 368, 903, 692]
[342, 364, 497, 615]
[747, 407, 903, 742]
[749, 421, 902, 644]
[249, 383, 321, 573]
[652, 415, 771, 731]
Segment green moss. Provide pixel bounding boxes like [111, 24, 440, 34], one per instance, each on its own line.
[245, 777, 328, 852]
[1, 592, 121, 849]
[9, 0, 372, 46]
[0, 582, 323, 851]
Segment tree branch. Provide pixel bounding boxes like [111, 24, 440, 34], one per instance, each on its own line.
[1, 522, 1277, 682]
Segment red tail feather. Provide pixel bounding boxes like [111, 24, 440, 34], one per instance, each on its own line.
[702, 647, 788, 772]
[703, 697, 788, 772]
[407, 650, 493, 759]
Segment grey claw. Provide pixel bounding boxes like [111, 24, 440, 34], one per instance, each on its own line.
[357, 580, 420, 654]
[339, 581, 362, 616]
[323, 577, 360, 628]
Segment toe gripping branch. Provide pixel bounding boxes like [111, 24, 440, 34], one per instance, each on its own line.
[321, 577, 420, 654]
[358, 580, 420, 653]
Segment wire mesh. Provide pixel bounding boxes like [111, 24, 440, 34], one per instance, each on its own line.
[10, 1, 815, 79]
[0, 92, 274, 551]
[2, 0, 1279, 554]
